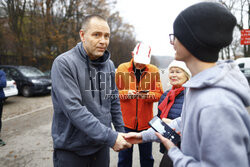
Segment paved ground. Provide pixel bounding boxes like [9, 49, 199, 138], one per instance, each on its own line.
[0, 95, 162, 167]
[1, 69, 249, 167]
[0, 70, 171, 167]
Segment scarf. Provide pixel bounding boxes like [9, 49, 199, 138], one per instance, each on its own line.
[158, 86, 184, 119]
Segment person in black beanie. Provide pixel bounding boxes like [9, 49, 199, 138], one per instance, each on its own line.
[154, 2, 250, 166]
[172, 2, 236, 63]
[123, 2, 250, 167]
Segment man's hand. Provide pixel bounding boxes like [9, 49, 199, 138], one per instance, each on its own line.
[112, 133, 132, 152]
[123, 132, 143, 144]
[128, 90, 136, 95]
[155, 132, 176, 150]
[137, 92, 149, 99]
[127, 90, 137, 99]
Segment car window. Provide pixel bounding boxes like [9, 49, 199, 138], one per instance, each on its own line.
[5, 75, 13, 81]
[0, 68, 10, 80]
[18, 66, 45, 77]
[9, 68, 20, 77]
[238, 63, 244, 68]
[244, 68, 250, 75]
[0, 68, 15, 77]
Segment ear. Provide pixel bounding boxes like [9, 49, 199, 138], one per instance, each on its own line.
[131, 51, 134, 58]
[79, 29, 85, 42]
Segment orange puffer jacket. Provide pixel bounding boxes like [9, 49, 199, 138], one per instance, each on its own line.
[115, 59, 163, 130]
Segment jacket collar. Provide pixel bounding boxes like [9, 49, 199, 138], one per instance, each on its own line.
[77, 42, 110, 66]
[128, 58, 149, 73]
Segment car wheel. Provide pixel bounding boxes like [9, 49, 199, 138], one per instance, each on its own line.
[21, 86, 32, 97]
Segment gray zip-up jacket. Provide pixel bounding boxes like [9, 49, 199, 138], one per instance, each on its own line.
[142, 61, 250, 167]
[51, 42, 125, 156]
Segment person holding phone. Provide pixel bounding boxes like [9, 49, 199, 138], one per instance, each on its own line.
[120, 60, 190, 167]
[124, 2, 250, 167]
[157, 60, 190, 167]
[115, 42, 163, 167]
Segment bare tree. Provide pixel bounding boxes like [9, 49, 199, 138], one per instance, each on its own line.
[0, 0, 137, 69]
[218, 0, 250, 59]
[1, 0, 27, 63]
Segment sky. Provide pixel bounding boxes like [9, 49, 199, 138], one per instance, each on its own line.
[115, 0, 203, 56]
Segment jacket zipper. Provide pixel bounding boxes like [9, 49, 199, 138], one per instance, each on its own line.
[134, 71, 147, 130]
[135, 85, 138, 130]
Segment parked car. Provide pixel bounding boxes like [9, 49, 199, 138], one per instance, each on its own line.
[0, 65, 51, 97]
[235, 57, 250, 69]
[3, 75, 18, 99]
[43, 70, 51, 78]
[239, 68, 250, 85]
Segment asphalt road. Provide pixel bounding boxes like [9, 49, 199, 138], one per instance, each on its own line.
[0, 95, 162, 167]
[1, 94, 249, 167]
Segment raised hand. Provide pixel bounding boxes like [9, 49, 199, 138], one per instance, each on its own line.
[112, 133, 132, 152]
[123, 132, 143, 144]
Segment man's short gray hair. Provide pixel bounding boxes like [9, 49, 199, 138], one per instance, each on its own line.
[81, 14, 107, 31]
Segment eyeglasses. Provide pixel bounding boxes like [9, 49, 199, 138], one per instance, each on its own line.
[169, 34, 175, 45]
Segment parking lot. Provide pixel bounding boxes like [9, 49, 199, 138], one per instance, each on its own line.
[1, 91, 250, 167]
[0, 95, 162, 167]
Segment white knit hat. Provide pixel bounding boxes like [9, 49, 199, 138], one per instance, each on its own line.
[133, 42, 152, 64]
[167, 60, 191, 79]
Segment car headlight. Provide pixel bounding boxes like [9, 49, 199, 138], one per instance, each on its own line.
[31, 79, 42, 84]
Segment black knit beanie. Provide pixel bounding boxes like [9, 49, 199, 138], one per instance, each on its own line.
[173, 2, 237, 62]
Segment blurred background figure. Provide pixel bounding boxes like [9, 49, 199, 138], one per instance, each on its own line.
[157, 60, 190, 167]
[0, 70, 6, 146]
[116, 42, 163, 167]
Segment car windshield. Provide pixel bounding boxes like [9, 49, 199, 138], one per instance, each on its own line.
[6, 75, 13, 81]
[18, 66, 45, 77]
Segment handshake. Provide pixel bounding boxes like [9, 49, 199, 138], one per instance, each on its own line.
[112, 132, 142, 152]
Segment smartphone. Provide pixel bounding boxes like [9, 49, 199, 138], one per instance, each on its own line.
[139, 90, 149, 93]
[148, 116, 181, 146]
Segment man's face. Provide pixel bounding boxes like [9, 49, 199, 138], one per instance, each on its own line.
[134, 62, 146, 70]
[173, 38, 192, 62]
[79, 18, 110, 60]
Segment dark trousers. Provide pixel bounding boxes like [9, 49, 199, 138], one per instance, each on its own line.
[53, 146, 110, 167]
[0, 99, 3, 132]
[118, 127, 154, 167]
[159, 153, 173, 167]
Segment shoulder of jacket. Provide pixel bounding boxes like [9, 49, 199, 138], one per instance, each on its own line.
[108, 59, 115, 67]
[163, 90, 169, 97]
[147, 64, 160, 72]
[55, 48, 79, 64]
[117, 62, 130, 71]
[159, 91, 169, 101]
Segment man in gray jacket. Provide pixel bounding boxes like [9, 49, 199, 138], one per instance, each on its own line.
[51, 14, 131, 167]
[125, 2, 250, 167]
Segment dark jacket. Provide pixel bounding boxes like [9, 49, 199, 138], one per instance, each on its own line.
[157, 89, 184, 153]
[51, 42, 125, 156]
[0, 70, 6, 100]
[157, 90, 184, 119]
